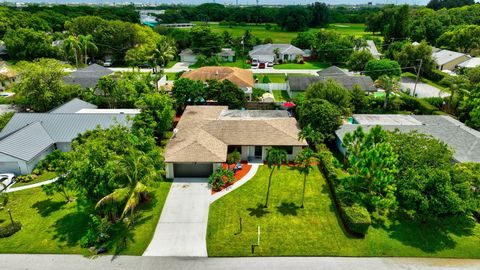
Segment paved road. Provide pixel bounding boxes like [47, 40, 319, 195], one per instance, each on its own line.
[143, 178, 210, 257]
[110, 66, 320, 75]
[401, 77, 450, 98]
[2, 255, 480, 270]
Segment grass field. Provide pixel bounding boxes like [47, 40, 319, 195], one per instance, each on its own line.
[207, 165, 480, 258]
[10, 172, 57, 188]
[272, 90, 290, 101]
[274, 61, 329, 70]
[199, 22, 377, 43]
[0, 181, 172, 255]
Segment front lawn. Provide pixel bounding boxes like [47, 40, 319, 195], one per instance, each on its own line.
[189, 59, 251, 69]
[272, 90, 290, 101]
[10, 171, 57, 188]
[274, 61, 329, 70]
[255, 74, 286, 83]
[207, 165, 480, 257]
[0, 181, 172, 255]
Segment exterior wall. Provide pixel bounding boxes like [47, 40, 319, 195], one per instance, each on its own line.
[56, 142, 72, 152]
[180, 55, 197, 63]
[25, 145, 55, 174]
[240, 145, 302, 162]
[440, 56, 471, 70]
[165, 163, 174, 179]
[335, 136, 346, 156]
[240, 146, 249, 161]
[0, 152, 24, 174]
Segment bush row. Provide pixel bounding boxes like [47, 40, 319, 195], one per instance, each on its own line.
[399, 93, 441, 115]
[317, 145, 371, 236]
[0, 221, 22, 238]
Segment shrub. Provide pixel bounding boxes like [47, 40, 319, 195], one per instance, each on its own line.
[425, 69, 446, 83]
[422, 97, 445, 109]
[0, 221, 22, 238]
[34, 149, 66, 173]
[262, 76, 271, 83]
[15, 174, 35, 183]
[226, 151, 241, 165]
[252, 88, 266, 101]
[341, 204, 371, 235]
[399, 93, 438, 114]
[209, 167, 235, 191]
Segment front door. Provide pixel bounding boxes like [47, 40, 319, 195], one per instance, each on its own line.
[254, 146, 262, 158]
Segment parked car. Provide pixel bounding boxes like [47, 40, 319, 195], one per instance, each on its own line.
[267, 61, 274, 67]
[258, 62, 266, 69]
[138, 63, 150, 69]
[251, 58, 259, 66]
[103, 59, 113, 67]
[0, 173, 15, 190]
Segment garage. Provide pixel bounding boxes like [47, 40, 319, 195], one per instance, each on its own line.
[173, 163, 213, 178]
[0, 162, 21, 175]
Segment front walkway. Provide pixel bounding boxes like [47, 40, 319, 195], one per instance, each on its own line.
[5, 178, 58, 193]
[210, 163, 260, 203]
[143, 178, 210, 257]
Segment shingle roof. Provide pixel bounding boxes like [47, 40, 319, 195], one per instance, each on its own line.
[288, 76, 322, 91]
[0, 122, 54, 161]
[336, 114, 480, 163]
[288, 75, 376, 92]
[181, 66, 254, 88]
[49, 98, 98, 114]
[64, 64, 114, 88]
[164, 106, 307, 163]
[317, 66, 348, 77]
[249, 44, 304, 56]
[217, 48, 235, 57]
[433, 50, 469, 66]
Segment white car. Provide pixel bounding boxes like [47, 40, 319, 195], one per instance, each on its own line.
[251, 58, 259, 66]
[267, 61, 274, 67]
[103, 59, 113, 67]
[0, 173, 15, 190]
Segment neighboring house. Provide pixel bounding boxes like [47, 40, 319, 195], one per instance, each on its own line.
[432, 49, 471, 71]
[336, 114, 480, 163]
[217, 48, 235, 62]
[180, 66, 255, 98]
[288, 66, 376, 94]
[64, 64, 114, 89]
[164, 106, 307, 178]
[249, 44, 304, 63]
[0, 65, 19, 91]
[0, 98, 139, 175]
[179, 49, 198, 63]
[365, 40, 382, 59]
[458, 57, 480, 69]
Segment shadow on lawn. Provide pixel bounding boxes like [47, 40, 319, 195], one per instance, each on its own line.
[32, 199, 64, 217]
[380, 214, 476, 253]
[52, 211, 90, 247]
[276, 202, 300, 216]
[247, 204, 270, 218]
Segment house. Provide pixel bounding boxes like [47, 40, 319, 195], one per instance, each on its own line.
[179, 49, 198, 63]
[432, 49, 471, 71]
[217, 48, 235, 62]
[0, 64, 19, 91]
[164, 106, 307, 178]
[64, 64, 114, 89]
[335, 114, 480, 163]
[0, 98, 140, 175]
[180, 66, 254, 97]
[365, 40, 382, 60]
[249, 44, 304, 63]
[288, 66, 376, 94]
[458, 57, 480, 69]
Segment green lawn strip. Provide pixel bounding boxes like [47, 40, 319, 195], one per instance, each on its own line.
[165, 61, 177, 69]
[189, 60, 251, 69]
[11, 172, 57, 188]
[274, 62, 329, 70]
[207, 165, 480, 257]
[164, 72, 177, 80]
[255, 74, 286, 83]
[402, 72, 450, 93]
[0, 181, 172, 255]
[272, 90, 290, 101]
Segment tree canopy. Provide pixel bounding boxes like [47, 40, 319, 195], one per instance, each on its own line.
[296, 98, 342, 142]
[304, 79, 352, 115]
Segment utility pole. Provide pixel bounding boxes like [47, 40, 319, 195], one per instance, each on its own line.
[413, 58, 423, 97]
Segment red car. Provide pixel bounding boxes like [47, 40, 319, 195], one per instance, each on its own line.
[258, 62, 266, 69]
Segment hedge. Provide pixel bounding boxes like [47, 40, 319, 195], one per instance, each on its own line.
[0, 221, 21, 238]
[425, 69, 446, 83]
[317, 145, 371, 236]
[399, 93, 440, 115]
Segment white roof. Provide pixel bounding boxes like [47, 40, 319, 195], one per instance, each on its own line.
[75, 109, 141, 114]
[433, 50, 469, 66]
[249, 44, 304, 57]
[366, 40, 382, 58]
[458, 57, 480, 68]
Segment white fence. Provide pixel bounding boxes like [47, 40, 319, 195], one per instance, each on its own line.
[254, 83, 289, 92]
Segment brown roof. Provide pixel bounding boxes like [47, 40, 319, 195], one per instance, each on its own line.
[180, 66, 254, 88]
[164, 106, 307, 163]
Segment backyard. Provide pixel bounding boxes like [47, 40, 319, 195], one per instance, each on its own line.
[207, 165, 480, 258]
[0, 181, 172, 255]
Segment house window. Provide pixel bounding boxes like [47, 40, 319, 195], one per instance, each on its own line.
[276, 146, 293, 155]
[283, 54, 289, 61]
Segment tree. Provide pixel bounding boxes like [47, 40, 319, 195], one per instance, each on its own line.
[384, 5, 410, 44]
[277, 6, 312, 32]
[459, 83, 480, 130]
[342, 126, 398, 213]
[3, 28, 59, 60]
[364, 59, 402, 81]
[308, 2, 329, 27]
[13, 59, 80, 112]
[171, 78, 206, 111]
[440, 75, 471, 113]
[291, 32, 316, 50]
[295, 148, 318, 208]
[79, 34, 98, 65]
[374, 75, 401, 110]
[466, 66, 480, 85]
[133, 93, 174, 139]
[394, 41, 435, 77]
[63, 35, 81, 66]
[313, 30, 355, 64]
[427, 0, 475, 10]
[408, 8, 449, 45]
[0, 112, 14, 132]
[437, 25, 480, 54]
[264, 147, 288, 208]
[190, 26, 223, 57]
[206, 79, 246, 109]
[304, 79, 352, 115]
[296, 99, 342, 142]
[347, 50, 374, 72]
[152, 37, 176, 71]
[351, 85, 367, 113]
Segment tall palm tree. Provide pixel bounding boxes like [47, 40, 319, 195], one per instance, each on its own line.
[152, 38, 176, 73]
[79, 35, 98, 65]
[374, 75, 400, 110]
[63, 36, 81, 67]
[264, 147, 288, 208]
[95, 148, 157, 223]
[295, 148, 318, 208]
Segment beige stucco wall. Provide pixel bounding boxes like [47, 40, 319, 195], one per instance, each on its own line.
[439, 55, 471, 70]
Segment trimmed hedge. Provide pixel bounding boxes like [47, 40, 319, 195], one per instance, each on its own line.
[425, 69, 446, 83]
[399, 93, 440, 115]
[0, 221, 21, 238]
[317, 145, 371, 236]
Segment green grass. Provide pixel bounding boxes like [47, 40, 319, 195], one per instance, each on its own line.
[272, 90, 290, 101]
[274, 61, 329, 70]
[207, 165, 480, 257]
[11, 172, 57, 188]
[200, 22, 378, 43]
[165, 61, 177, 69]
[188, 59, 251, 69]
[164, 72, 178, 80]
[0, 181, 172, 255]
[255, 74, 286, 83]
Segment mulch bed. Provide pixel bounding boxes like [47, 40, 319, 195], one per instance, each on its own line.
[211, 162, 252, 195]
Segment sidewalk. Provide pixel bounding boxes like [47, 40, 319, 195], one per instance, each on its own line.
[5, 178, 58, 193]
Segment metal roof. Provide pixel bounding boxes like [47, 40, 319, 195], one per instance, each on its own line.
[458, 57, 480, 68]
[0, 122, 54, 161]
[433, 50, 469, 66]
[49, 98, 98, 114]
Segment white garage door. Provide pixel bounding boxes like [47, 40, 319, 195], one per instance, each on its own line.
[174, 163, 213, 178]
[0, 162, 21, 175]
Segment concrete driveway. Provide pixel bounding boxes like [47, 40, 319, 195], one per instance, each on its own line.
[143, 178, 210, 257]
[401, 77, 450, 98]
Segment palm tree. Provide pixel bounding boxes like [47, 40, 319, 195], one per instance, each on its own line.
[152, 38, 176, 73]
[440, 75, 470, 113]
[295, 148, 318, 208]
[63, 36, 81, 67]
[273, 48, 281, 63]
[264, 147, 288, 208]
[298, 124, 323, 147]
[95, 148, 157, 223]
[374, 75, 400, 110]
[79, 35, 98, 65]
